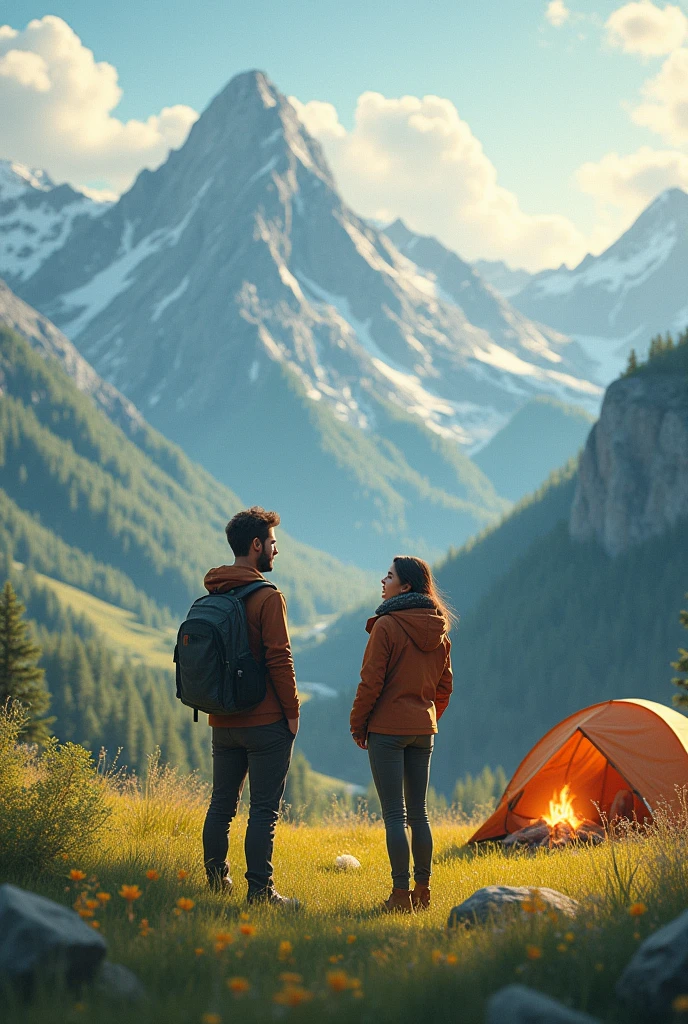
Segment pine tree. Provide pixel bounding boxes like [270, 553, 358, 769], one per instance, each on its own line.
[0, 580, 53, 742]
[672, 594, 688, 709]
[624, 349, 639, 376]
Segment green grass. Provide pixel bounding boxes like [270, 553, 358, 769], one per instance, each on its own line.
[35, 572, 177, 671]
[4, 764, 688, 1024]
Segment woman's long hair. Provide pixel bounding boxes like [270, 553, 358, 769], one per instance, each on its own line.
[392, 555, 456, 629]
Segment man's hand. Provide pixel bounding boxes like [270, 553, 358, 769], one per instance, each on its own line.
[287, 717, 299, 736]
[353, 733, 367, 750]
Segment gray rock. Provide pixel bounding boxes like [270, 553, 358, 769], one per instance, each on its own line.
[95, 961, 146, 1003]
[448, 885, 579, 929]
[0, 884, 106, 995]
[570, 372, 688, 556]
[486, 984, 600, 1023]
[616, 907, 688, 1017]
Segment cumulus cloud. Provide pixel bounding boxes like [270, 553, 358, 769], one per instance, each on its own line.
[546, 1, 571, 28]
[606, 1, 687, 55]
[0, 16, 198, 194]
[632, 46, 688, 143]
[576, 145, 688, 209]
[292, 91, 593, 271]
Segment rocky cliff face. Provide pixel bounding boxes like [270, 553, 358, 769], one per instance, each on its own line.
[570, 364, 688, 555]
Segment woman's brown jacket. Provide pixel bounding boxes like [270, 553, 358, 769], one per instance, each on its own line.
[350, 604, 452, 740]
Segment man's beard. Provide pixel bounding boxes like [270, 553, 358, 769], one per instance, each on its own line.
[257, 550, 273, 573]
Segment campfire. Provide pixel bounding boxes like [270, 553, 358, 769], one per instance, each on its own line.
[503, 785, 605, 850]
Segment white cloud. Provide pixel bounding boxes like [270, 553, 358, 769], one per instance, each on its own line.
[0, 16, 198, 194]
[546, 1, 571, 28]
[606, 2, 688, 55]
[632, 46, 688, 143]
[576, 145, 688, 209]
[292, 91, 594, 271]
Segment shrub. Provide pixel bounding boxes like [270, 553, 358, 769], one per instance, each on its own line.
[0, 701, 110, 880]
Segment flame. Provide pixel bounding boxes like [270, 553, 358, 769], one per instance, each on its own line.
[542, 784, 582, 830]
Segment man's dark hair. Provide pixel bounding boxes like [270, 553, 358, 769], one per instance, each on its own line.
[225, 506, 281, 556]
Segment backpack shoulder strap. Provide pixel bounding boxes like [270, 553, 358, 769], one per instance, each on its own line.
[235, 580, 278, 601]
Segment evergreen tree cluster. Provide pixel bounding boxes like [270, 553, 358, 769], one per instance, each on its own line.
[624, 326, 688, 377]
[672, 596, 688, 707]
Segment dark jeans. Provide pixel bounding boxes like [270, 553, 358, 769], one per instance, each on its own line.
[367, 732, 434, 890]
[202, 720, 294, 893]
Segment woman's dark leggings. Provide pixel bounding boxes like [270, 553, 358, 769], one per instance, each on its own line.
[367, 732, 434, 890]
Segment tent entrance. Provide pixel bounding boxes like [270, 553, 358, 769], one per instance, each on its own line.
[505, 728, 641, 833]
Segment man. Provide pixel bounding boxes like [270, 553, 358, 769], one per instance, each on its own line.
[202, 506, 300, 907]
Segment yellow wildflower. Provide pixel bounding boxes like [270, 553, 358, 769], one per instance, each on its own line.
[177, 869, 189, 881]
[446, 953, 458, 965]
[557, 943, 567, 953]
[274, 985, 313, 1007]
[347, 934, 357, 944]
[146, 870, 160, 882]
[329, 953, 344, 963]
[227, 977, 250, 995]
[526, 945, 542, 960]
[118, 885, 142, 902]
[77, 909, 94, 919]
[201, 1014, 222, 1024]
[85, 899, 99, 911]
[278, 940, 293, 960]
[629, 902, 647, 917]
[673, 995, 688, 1012]
[564, 931, 575, 942]
[326, 970, 352, 992]
[96, 892, 111, 903]
[176, 897, 195, 912]
[69, 869, 86, 882]
[239, 923, 256, 937]
[431, 950, 444, 964]
[195, 948, 205, 957]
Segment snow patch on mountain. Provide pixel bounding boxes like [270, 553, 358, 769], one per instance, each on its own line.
[151, 276, 190, 323]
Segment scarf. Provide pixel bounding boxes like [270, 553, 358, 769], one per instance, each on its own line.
[374, 592, 438, 617]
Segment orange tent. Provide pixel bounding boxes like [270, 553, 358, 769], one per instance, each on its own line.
[469, 699, 688, 843]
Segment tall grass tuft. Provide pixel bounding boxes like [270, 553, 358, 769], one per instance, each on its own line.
[0, 701, 110, 880]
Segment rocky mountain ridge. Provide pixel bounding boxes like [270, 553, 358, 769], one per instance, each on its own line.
[570, 346, 688, 556]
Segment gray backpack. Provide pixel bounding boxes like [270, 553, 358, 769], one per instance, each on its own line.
[174, 581, 276, 720]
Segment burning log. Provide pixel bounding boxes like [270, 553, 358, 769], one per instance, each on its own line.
[502, 786, 605, 850]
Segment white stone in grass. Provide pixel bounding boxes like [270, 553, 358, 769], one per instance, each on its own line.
[335, 855, 361, 871]
[487, 985, 600, 1023]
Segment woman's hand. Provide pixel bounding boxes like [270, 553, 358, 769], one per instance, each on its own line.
[353, 733, 368, 750]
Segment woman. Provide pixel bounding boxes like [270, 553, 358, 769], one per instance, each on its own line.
[350, 556, 453, 913]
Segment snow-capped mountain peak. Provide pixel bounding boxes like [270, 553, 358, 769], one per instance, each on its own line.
[0, 159, 110, 288]
[513, 187, 688, 381]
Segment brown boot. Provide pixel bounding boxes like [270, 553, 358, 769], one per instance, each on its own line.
[382, 888, 413, 914]
[411, 883, 430, 911]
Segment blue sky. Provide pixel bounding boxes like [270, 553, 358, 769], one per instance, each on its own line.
[2, 1, 688, 268]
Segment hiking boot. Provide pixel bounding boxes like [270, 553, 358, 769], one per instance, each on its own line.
[207, 873, 233, 896]
[247, 887, 301, 910]
[411, 883, 430, 911]
[381, 888, 413, 914]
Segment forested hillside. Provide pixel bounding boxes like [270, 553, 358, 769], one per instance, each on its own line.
[0, 325, 375, 624]
[296, 338, 688, 792]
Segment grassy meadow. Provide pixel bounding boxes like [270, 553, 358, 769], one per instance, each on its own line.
[4, 719, 688, 1024]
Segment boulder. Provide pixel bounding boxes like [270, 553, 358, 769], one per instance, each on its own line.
[448, 886, 579, 928]
[335, 855, 361, 871]
[486, 984, 600, 1023]
[616, 907, 688, 1017]
[0, 884, 106, 995]
[96, 961, 146, 1003]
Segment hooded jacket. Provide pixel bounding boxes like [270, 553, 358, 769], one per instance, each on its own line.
[203, 565, 299, 728]
[349, 603, 452, 739]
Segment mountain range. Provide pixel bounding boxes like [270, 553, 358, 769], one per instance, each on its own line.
[0, 72, 608, 565]
[511, 188, 688, 383]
